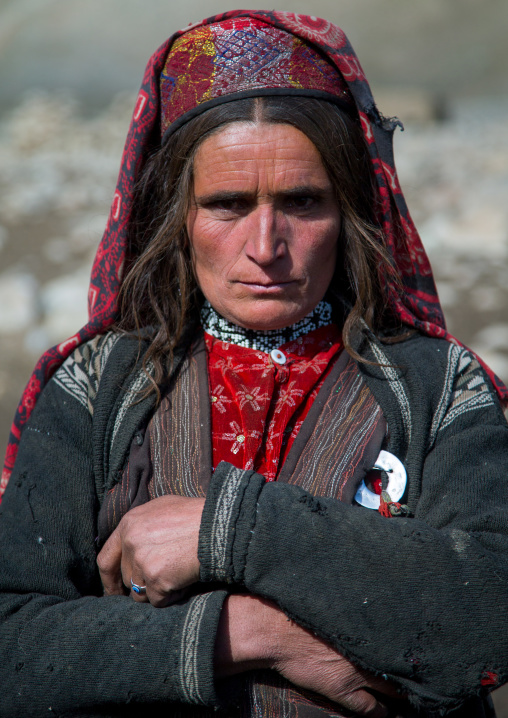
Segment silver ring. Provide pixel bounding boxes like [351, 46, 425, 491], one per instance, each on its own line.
[130, 578, 147, 595]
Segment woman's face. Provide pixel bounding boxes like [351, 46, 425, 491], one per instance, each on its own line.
[186, 122, 341, 330]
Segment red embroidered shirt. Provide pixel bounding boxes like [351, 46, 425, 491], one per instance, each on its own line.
[205, 325, 342, 480]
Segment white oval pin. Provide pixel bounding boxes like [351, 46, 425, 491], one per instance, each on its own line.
[355, 450, 407, 509]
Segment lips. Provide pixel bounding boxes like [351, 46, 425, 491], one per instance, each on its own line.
[235, 280, 296, 292]
[243, 282, 291, 287]
[235, 279, 296, 287]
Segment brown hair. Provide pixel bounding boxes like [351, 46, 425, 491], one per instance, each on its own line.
[118, 96, 399, 394]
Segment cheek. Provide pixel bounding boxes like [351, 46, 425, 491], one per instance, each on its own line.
[188, 215, 239, 285]
[291, 218, 340, 268]
[189, 217, 222, 263]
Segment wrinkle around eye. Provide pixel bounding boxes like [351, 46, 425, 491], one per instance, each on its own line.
[278, 194, 332, 218]
[215, 199, 251, 213]
[283, 196, 317, 211]
[197, 197, 254, 217]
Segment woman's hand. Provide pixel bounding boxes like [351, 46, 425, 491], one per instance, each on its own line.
[98, 503, 399, 714]
[97, 495, 205, 606]
[216, 594, 400, 717]
[272, 617, 399, 716]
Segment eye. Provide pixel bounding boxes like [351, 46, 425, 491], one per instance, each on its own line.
[213, 198, 248, 212]
[290, 196, 313, 209]
[199, 196, 252, 217]
[283, 195, 320, 212]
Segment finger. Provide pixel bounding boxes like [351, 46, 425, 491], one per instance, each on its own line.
[97, 529, 125, 595]
[337, 689, 388, 718]
[338, 662, 400, 701]
[129, 576, 149, 603]
[359, 672, 400, 699]
[126, 554, 148, 602]
[147, 587, 189, 609]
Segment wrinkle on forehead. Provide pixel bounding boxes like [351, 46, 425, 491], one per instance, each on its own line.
[193, 122, 332, 198]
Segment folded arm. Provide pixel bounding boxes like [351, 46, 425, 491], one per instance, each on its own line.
[197, 407, 508, 713]
[0, 377, 225, 716]
[98, 495, 398, 716]
[98, 363, 508, 713]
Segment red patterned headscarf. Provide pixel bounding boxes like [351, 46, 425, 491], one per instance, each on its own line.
[2, 10, 507, 498]
[159, 17, 354, 140]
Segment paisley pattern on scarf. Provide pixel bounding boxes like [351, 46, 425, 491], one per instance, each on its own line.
[160, 17, 353, 139]
[273, 12, 347, 49]
[3, 9, 506, 497]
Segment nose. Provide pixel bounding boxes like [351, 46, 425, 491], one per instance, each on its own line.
[244, 204, 287, 266]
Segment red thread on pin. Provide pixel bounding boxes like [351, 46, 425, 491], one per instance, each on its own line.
[481, 671, 498, 687]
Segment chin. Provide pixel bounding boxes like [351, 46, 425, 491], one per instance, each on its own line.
[229, 302, 310, 331]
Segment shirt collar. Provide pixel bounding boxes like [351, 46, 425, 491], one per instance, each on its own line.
[200, 300, 333, 353]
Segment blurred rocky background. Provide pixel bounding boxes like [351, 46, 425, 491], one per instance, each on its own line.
[0, 1, 507, 706]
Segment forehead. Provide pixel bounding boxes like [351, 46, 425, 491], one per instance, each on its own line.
[192, 122, 331, 192]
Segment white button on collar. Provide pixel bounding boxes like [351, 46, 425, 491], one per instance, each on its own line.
[270, 349, 286, 365]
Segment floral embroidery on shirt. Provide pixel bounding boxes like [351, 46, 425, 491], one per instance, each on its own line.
[236, 385, 269, 411]
[220, 420, 263, 455]
[274, 381, 306, 413]
[210, 385, 232, 414]
[205, 324, 343, 480]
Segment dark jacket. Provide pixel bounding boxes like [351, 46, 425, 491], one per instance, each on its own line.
[0, 328, 507, 717]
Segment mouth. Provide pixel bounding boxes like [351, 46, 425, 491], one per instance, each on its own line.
[236, 280, 295, 294]
[237, 279, 296, 287]
[243, 281, 291, 287]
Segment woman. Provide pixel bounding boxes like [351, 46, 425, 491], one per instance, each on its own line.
[1, 11, 507, 718]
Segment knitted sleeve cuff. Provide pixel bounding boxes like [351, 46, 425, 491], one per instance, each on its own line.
[173, 590, 229, 706]
[198, 462, 266, 584]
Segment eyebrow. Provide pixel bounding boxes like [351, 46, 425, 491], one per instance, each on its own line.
[194, 185, 331, 205]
